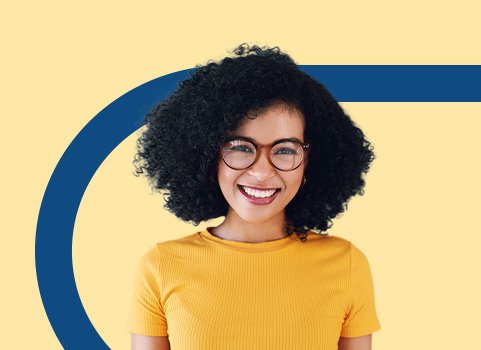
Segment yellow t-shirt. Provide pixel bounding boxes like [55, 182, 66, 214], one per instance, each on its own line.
[128, 227, 381, 349]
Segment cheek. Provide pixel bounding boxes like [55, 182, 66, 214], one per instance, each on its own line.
[284, 170, 304, 187]
[217, 162, 238, 192]
[281, 174, 304, 199]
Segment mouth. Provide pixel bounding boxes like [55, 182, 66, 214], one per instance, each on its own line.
[237, 185, 281, 205]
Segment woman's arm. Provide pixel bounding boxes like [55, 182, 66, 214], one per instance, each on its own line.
[131, 332, 370, 349]
[338, 334, 372, 350]
[131, 334, 170, 350]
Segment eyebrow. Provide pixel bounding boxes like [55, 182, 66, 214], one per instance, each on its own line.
[226, 135, 305, 145]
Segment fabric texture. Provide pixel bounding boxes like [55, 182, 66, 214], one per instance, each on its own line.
[128, 227, 381, 349]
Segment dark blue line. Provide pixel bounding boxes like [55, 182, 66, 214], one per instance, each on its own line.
[35, 65, 481, 350]
[301, 65, 481, 102]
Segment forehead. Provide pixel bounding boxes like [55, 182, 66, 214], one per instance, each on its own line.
[229, 104, 305, 143]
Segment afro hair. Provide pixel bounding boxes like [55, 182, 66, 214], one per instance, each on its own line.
[133, 43, 375, 241]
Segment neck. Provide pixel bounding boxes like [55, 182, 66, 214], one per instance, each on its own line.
[211, 208, 289, 243]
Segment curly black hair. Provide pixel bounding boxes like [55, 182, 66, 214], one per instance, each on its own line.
[133, 43, 375, 241]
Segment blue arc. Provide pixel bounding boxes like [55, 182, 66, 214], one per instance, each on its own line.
[35, 65, 481, 349]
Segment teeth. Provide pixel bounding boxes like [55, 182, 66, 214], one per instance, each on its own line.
[241, 186, 277, 198]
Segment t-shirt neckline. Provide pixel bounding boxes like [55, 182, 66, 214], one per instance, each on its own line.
[198, 226, 300, 252]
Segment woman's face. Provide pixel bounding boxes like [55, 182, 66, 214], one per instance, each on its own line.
[217, 103, 307, 225]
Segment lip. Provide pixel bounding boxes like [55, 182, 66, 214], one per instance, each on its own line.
[239, 184, 280, 191]
[237, 185, 281, 205]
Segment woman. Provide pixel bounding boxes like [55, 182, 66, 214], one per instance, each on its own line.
[129, 44, 381, 350]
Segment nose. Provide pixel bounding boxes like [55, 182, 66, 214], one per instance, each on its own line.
[247, 148, 276, 181]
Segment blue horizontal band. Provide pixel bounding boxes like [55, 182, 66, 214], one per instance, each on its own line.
[35, 65, 481, 349]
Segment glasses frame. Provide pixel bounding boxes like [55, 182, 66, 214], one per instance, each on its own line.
[220, 136, 310, 172]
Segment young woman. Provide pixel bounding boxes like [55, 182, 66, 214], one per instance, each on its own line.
[129, 44, 381, 350]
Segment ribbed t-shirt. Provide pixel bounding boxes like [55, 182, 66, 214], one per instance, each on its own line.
[128, 227, 381, 349]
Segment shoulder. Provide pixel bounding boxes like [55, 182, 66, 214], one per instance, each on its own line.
[305, 232, 370, 262]
[305, 231, 353, 250]
[155, 232, 200, 249]
[134, 233, 201, 274]
[142, 232, 202, 259]
[308, 231, 368, 248]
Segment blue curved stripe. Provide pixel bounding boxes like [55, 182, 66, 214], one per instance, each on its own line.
[35, 65, 481, 349]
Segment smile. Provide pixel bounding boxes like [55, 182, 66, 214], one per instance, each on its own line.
[237, 185, 281, 205]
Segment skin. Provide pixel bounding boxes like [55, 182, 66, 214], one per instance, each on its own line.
[131, 334, 170, 350]
[338, 334, 372, 350]
[131, 334, 372, 350]
[211, 102, 307, 242]
[131, 102, 372, 349]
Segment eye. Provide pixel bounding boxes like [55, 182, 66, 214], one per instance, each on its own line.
[230, 145, 254, 153]
[275, 147, 298, 155]
[225, 139, 256, 153]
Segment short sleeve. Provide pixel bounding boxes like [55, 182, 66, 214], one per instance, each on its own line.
[340, 243, 381, 337]
[127, 244, 168, 336]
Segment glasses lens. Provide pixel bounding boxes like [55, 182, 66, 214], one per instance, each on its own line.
[221, 139, 305, 170]
[222, 139, 256, 169]
[271, 141, 304, 170]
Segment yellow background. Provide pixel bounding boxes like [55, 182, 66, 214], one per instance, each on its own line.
[2, 1, 480, 349]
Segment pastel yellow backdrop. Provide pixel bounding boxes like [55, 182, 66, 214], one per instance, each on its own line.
[2, 1, 480, 350]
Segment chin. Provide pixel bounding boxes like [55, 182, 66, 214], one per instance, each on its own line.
[234, 206, 283, 223]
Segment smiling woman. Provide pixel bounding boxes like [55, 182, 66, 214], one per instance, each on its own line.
[129, 43, 381, 349]
[213, 103, 307, 242]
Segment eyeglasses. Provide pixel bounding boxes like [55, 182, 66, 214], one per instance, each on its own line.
[220, 136, 310, 171]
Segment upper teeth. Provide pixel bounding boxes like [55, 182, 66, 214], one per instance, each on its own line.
[241, 186, 277, 198]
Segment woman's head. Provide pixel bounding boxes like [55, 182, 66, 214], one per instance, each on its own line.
[134, 43, 375, 238]
[217, 101, 307, 228]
